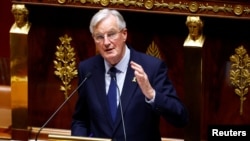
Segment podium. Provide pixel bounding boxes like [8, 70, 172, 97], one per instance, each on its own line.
[48, 134, 111, 141]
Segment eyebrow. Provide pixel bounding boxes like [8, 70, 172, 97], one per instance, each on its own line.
[94, 28, 119, 34]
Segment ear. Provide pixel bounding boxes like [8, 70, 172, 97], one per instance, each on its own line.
[121, 28, 127, 41]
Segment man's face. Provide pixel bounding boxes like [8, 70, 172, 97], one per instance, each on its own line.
[92, 15, 127, 65]
[188, 22, 200, 40]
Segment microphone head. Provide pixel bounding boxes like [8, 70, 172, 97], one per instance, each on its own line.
[85, 72, 92, 78]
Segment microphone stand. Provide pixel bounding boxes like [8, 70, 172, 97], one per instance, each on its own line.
[35, 72, 91, 141]
[113, 77, 127, 141]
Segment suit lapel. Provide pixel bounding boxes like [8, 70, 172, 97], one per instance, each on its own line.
[113, 49, 139, 131]
[92, 58, 114, 128]
[120, 66, 138, 113]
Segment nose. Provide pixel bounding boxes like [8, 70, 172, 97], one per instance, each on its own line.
[103, 35, 111, 45]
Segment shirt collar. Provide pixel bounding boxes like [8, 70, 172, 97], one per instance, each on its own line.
[105, 45, 130, 74]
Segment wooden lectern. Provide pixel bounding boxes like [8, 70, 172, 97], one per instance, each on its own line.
[48, 134, 111, 141]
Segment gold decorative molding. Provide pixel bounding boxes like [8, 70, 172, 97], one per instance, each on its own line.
[12, 0, 250, 18]
[229, 45, 250, 115]
[53, 34, 78, 99]
[146, 40, 161, 59]
[54, 0, 249, 16]
[59, 0, 249, 16]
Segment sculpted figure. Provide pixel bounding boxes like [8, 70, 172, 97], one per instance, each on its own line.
[183, 16, 205, 47]
[10, 4, 31, 34]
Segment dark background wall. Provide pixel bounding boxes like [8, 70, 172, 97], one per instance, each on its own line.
[0, 0, 13, 58]
[0, 0, 13, 85]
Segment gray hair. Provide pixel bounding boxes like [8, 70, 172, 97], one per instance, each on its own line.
[89, 8, 126, 34]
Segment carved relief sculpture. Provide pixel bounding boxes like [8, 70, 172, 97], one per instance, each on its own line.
[183, 16, 205, 47]
[54, 34, 78, 99]
[146, 40, 162, 59]
[229, 45, 250, 115]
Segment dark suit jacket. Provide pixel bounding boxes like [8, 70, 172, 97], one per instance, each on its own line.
[71, 47, 188, 141]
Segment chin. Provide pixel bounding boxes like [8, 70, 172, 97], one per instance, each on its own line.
[106, 57, 118, 65]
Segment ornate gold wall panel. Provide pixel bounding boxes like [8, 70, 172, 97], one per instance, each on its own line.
[12, 0, 250, 19]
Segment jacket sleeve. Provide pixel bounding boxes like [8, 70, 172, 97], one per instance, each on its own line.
[150, 61, 188, 127]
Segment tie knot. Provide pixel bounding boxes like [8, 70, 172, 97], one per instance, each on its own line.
[109, 67, 117, 78]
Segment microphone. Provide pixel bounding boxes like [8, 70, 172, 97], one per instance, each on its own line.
[35, 72, 92, 141]
[112, 76, 127, 141]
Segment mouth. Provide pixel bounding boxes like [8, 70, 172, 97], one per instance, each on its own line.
[105, 48, 114, 53]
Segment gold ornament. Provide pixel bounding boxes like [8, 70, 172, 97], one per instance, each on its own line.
[229, 45, 250, 115]
[145, 0, 154, 10]
[54, 34, 78, 99]
[188, 2, 198, 13]
[234, 5, 243, 16]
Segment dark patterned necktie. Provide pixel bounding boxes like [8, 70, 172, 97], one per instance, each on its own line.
[107, 67, 117, 122]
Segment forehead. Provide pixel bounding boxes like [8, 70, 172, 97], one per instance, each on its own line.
[94, 15, 119, 32]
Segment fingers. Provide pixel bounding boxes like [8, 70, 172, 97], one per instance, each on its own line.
[130, 61, 155, 99]
[130, 61, 147, 83]
[130, 61, 143, 76]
